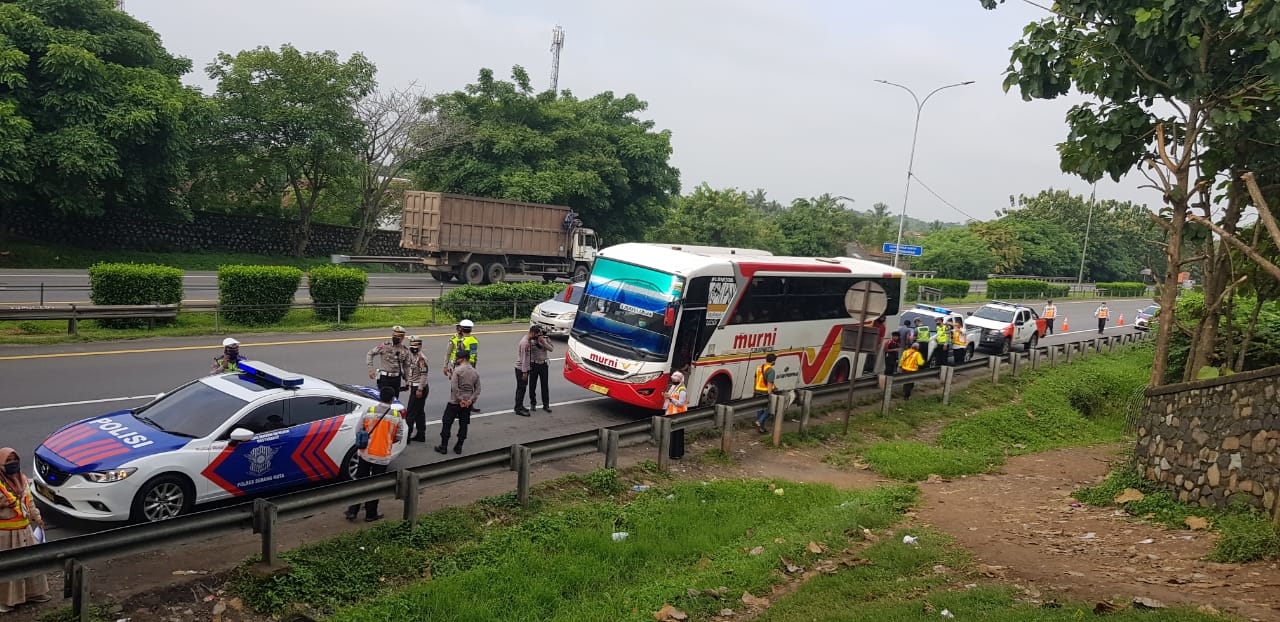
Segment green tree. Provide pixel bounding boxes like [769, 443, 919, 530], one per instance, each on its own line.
[745, 188, 784, 215]
[916, 227, 997, 279]
[654, 184, 783, 251]
[773, 194, 862, 256]
[414, 66, 680, 243]
[0, 0, 198, 218]
[205, 45, 376, 256]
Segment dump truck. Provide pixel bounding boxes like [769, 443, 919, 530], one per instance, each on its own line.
[334, 192, 600, 285]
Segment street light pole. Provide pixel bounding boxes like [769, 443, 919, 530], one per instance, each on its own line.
[875, 79, 975, 268]
[1077, 182, 1097, 286]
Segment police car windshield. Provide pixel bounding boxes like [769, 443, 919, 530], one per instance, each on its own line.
[973, 306, 1015, 322]
[133, 380, 249, 439]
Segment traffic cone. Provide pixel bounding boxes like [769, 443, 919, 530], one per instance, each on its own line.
[1061, 317, 1069, 331]
[1118, 313, 1125, 326]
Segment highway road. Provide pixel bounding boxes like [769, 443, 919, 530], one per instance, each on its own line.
[0, 297, 1148, 537]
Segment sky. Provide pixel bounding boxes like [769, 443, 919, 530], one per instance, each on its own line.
[122, 0, 1158, 224]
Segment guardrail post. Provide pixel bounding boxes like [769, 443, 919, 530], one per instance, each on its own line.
[1049, 343, 1059, 367]
[880, 375, 894, 416]
[655, 416, 672, 470]
[1108, 335, 1118, 353]
[430, 300, 436, 325]
[40, 282, 44, 306]
[940, 366, 955, 404]
[512, 299, 518, 321]
[1011, 352, 1022, 377]
[515, 445, 532, 507]
[252, 498, 279, 568]
[716, 404, 734, 453]
[798, 390, 813, 436]
[1064, 342, 1074, 364]
[990, 355, 1001, 384]
[68, 303, 78, 335]
[1030, 347, 1041, 371]
[770, 393, 784, 447]
[396, 469, 420, 526]
[337, 303, 342, 325]
[604, 430, 620, 469]
[64, 559, 89, 622]
[650, 415, 663, 445]
[214, 302, 221, 334]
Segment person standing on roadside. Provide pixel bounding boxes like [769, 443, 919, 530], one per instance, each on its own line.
[753, 353, 778, 433]
[513, 325, 538, 417]
[663, 372, 689, 459]
[898, 343, 925, 400]
[367, 325, 409, 397]
[1042, 300, 1058, 335]
[865, 317, 887, 374]
[881, 332, 901, 389]
[0, 448, 51, 614]
[898, 318, 915, 345]
[1095, 302, 1110, 334]
[527, 326, 554, 413]
[929, 317, 949, 368]
[404, 336, 429, 443]
[444, 320, 479, 376]
[211, 337, 245, 374]
[437, 352, 480, 455]
[950, 318, 969, 366]
[345, 387, 403, 523]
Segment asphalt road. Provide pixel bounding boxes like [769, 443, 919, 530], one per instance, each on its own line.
[0, 297, 1147, 537]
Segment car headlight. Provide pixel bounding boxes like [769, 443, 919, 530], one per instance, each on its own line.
[82, 468, 137, 483]
[561, 311, 576, 321]
[623, 371, 663, 384]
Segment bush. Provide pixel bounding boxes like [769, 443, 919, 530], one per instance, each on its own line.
[986, 278, 1070, 300]
[218, 265, 303, 325]
[904, 278, 970, 301]
[88, 262, 183, 328]
[438, 282, 567, 321]
[1094, 281, 1147, 297]
[308, 265, 368, 321]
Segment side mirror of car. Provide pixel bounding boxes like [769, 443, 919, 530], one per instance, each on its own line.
[1015, 320, 1025, 326]
[229, 428, 255, 444]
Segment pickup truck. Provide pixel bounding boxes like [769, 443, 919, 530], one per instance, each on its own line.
[966, 300, 1047, 354]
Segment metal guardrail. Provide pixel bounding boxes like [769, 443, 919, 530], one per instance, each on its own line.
[0, 304, 180, 334]
[0, 329, 1154, 614]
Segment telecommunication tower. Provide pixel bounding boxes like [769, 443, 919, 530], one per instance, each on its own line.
[550, 25, 565, 93]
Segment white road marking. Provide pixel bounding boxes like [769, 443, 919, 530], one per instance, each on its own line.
[0, 394, 161, 413]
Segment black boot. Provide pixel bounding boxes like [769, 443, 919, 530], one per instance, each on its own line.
[412, 434, 427, 443]
[433, 442, 447, 454]
[453, 441, 464, 455]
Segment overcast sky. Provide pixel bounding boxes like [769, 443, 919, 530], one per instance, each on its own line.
[123, 0, 1156, 224]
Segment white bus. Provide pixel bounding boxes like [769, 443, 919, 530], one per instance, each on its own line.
[563, 243, 905, 409]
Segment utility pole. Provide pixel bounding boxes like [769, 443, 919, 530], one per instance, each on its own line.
[550, 25, 565, 93]
[1077, 183, 1097, 286]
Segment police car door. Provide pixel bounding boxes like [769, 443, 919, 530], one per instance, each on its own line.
[281, 395, 360, 484]
[201, 399, 292, 500]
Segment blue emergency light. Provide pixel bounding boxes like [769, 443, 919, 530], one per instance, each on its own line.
[913, 303, 953, 315]
[237, 361, 305, 388]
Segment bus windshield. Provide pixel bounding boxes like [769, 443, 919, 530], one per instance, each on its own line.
[571, 258, 682, 361]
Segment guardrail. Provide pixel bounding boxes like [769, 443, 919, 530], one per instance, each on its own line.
[0, 304, 180, 334]
[0, 330, 1153, 618]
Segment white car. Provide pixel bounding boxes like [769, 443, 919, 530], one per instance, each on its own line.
[531, 283, 584, 338]
[897, 304, 980, 363]
[31, 361, 402, 523]
[967, 300, 1047, 354]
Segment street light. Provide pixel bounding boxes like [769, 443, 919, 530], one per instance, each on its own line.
[875, 78, 975, 268]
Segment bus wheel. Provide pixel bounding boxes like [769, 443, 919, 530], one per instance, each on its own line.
[700, 376, 730, 407]
[828, 359, 851, 384]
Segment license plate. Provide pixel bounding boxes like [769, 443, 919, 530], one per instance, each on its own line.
[588, 383, 610, 395]
[35, 482, 54, 500]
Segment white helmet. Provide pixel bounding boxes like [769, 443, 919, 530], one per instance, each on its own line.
[458, 319, 475, 329]
[670, 372, 684, 384]
[222, 338, 240, 348]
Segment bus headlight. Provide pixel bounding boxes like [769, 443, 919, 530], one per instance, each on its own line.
[623, 371, 663, 384]
[566, 348, 583, 366]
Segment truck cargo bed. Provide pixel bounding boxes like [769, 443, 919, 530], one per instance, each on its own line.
[400, 192, 571, 257]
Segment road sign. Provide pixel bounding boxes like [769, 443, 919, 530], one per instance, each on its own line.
[882, 243, 923, 257]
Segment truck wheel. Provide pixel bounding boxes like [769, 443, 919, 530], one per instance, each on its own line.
[486, 262, 507, 284]
[573, 264, 590, 281]
[429, 271, 451, 283]
[461, 262, 485, 286]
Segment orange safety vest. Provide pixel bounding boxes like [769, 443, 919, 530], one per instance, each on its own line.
[1044, 305, 1057, 319]
[951, 327, 968, 347]
[665, 386, 688, 415]
[754, 363, 774, 393]
[900, 349, 923, 372]
[1097, 307, 1110, 319]
[361, 406, 400, 460]
[0, 481, 30, 530]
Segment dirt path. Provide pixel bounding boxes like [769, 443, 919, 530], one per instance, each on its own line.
[916, 444, 1280, 621]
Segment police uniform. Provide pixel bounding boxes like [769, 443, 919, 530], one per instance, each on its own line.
[367, 339, 410, 396]
[405, 346, 429, 442]
[445, 333, 479, 374]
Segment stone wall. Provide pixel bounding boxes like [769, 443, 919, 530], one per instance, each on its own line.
[1, 208, 414, 258]
[1134, 366, 1280, 514]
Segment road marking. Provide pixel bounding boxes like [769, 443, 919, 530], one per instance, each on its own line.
[0, 394, 160, 413]
[0, 327, 531, 361]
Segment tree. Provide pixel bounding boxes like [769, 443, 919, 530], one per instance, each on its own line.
[775, 194, 861, 256]
[916, 227, 998, 280]
[351, 85, 468, 253]
[857, 202, 896, 248]
[206, 45, 376, 256]
[413, 66, 680, 243]
[0, 0, 199, 219]
[654, 184, 784, 251]
[979, 0, 1280, 384]
[745, 188, 784, 215]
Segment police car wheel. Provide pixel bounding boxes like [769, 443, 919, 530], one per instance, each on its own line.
[999, 337, 1011, 356]
[340, 446, 360, 481]
[132, 474, 192, 523]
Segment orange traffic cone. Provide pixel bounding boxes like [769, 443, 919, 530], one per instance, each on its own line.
[1118, 313, 1125, 326]
[1061, 317, 1069, 331]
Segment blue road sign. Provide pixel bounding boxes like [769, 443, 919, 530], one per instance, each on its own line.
[882, 243, 923, 257]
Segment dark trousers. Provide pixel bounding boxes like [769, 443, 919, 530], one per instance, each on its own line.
[1098, 318, 1107, 334]
[376, 374, 402, 396]
[440, 402, 472, 447]
[929, 345, 948, 368]
[951, 347, 966, 366]
[528, 362, 550, 408]
[1045, 318, 1055, 335]
[669, 428, 685, 459]
[902, 380, 916, 399]
[347, 458, 389, 517]
[883, 352, 899, 376]
[513, 367, 530, 412]
[406, 386, 428, 440]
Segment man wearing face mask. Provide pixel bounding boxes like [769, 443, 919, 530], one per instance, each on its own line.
[367, 325, 410, 398]
[404, 335, 429, 443]
[1, 448, 51, 613]
[211, 337, 245, 374]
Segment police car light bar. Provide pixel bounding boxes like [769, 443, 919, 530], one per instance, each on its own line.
[914, 303, 953, 315]
[237, 361, 304, 388]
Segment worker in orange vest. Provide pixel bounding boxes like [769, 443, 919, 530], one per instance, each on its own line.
[1095, 302, 1110, 334]
[899, 343, 925, 400]
[1, 448, 52, 612]
[345, 386, 404, 523]
[1042, 300, 1058, 335]
[753, 353, 778, 433]
[663, 372, 689, 459]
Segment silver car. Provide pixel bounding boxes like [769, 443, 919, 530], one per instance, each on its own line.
[531, 284, 583, 338]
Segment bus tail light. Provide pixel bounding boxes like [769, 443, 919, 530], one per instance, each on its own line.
[663, 306, 676, 327]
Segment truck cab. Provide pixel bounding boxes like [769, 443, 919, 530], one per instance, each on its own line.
[570, 228, 599, 273]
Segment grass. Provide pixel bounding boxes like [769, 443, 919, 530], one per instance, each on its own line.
[231, 469, 917, 621]
[1075, 462, 1280, 563]
[0, 237, 401, 272]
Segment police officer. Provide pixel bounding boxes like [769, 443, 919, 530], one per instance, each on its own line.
[930, 317, 949, 368]
[437, 351, 481, 455]
[914, 319, 932, 360]
[367, 325, 410, 397]
[404, 335, 429, 443]
[211, 338, 245, 374]
[444, 319, 479, 377]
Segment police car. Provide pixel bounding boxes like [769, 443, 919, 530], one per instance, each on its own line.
[897, 304, 980, 363]
[968, 300, 1047, 354]
[31, 361, 402, 523]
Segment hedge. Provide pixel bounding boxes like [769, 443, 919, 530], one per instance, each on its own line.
[88, 262, 183, 328]
[218, 265, 303, 325]
[904, 278, 970, 301]
[439, 282, 567, 322]
[308, 265, 368, 321]
[1094, 281, 1146, 297]
[986, 278, 1070, 300]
